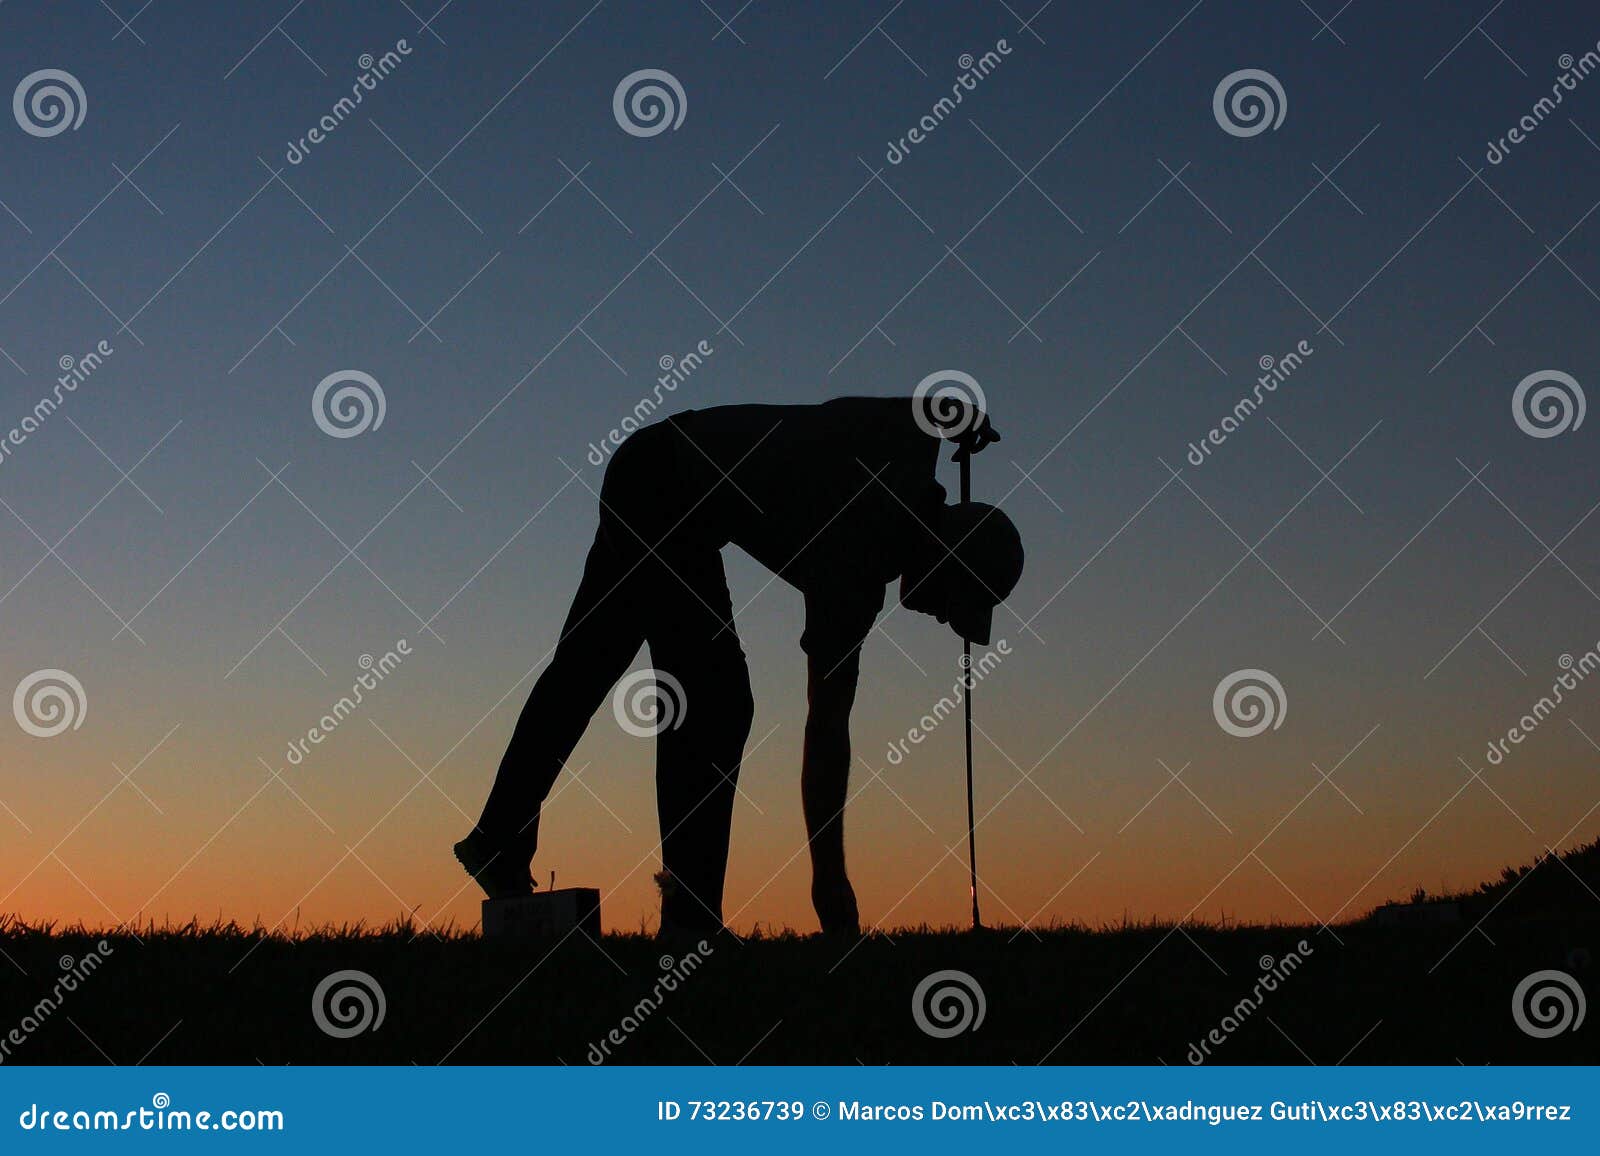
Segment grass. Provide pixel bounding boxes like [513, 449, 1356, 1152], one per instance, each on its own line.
[1, 840, 1597, 1065]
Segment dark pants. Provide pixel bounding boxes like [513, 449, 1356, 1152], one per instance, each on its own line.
[476, 425, 754, 933]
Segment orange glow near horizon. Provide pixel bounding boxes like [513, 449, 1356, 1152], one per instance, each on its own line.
[4, 690, 1591, 936]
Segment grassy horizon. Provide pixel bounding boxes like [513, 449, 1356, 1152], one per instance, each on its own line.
[1, 838, 1594, 1065]
[6, 832, 1597, 943]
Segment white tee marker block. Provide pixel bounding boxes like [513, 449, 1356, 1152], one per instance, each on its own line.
[482, 888, 601, 942]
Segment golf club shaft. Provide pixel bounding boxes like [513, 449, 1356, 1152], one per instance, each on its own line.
[960, 452, 980, 930]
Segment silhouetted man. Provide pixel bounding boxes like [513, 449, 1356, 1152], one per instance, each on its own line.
[455, 395, 1023, 935]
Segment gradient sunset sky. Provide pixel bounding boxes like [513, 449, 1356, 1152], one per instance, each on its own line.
[2, 0, 1599, 936]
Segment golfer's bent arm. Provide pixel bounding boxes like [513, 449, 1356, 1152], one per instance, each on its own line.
[802, 650, 861, 934]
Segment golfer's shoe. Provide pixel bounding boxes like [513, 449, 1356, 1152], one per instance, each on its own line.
[453, 831, 535, 899]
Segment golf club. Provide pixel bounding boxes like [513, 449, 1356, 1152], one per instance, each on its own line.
[960, 446, 980, 931]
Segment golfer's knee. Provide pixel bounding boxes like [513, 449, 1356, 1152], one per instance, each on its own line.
[678, 648, 752, 738]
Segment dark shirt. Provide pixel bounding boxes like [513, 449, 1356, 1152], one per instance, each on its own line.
[663, 397, 945, 665]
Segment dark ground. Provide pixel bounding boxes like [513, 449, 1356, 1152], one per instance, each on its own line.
[2, 841, 1596, 1065]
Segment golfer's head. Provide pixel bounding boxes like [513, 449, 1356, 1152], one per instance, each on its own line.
[900, 502, 1024, 644]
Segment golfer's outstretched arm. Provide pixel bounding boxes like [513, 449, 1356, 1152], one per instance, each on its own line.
[803, 651, 860, 934]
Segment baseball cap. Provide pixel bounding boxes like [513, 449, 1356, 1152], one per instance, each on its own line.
[941, 502, 1024, 644]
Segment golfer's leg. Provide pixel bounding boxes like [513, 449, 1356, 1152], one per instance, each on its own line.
[649, 551, 754, 934]
[474, 524, 645, 852]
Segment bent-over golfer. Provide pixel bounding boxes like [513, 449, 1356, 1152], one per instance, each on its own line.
[455, 395, 1023, 935]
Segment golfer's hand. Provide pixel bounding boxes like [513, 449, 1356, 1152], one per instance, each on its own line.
[951, 415, 1000, 461]
[812, 872, 860, 936]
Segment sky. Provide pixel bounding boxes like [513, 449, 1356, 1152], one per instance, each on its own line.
[1, 0, 1599, 937]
